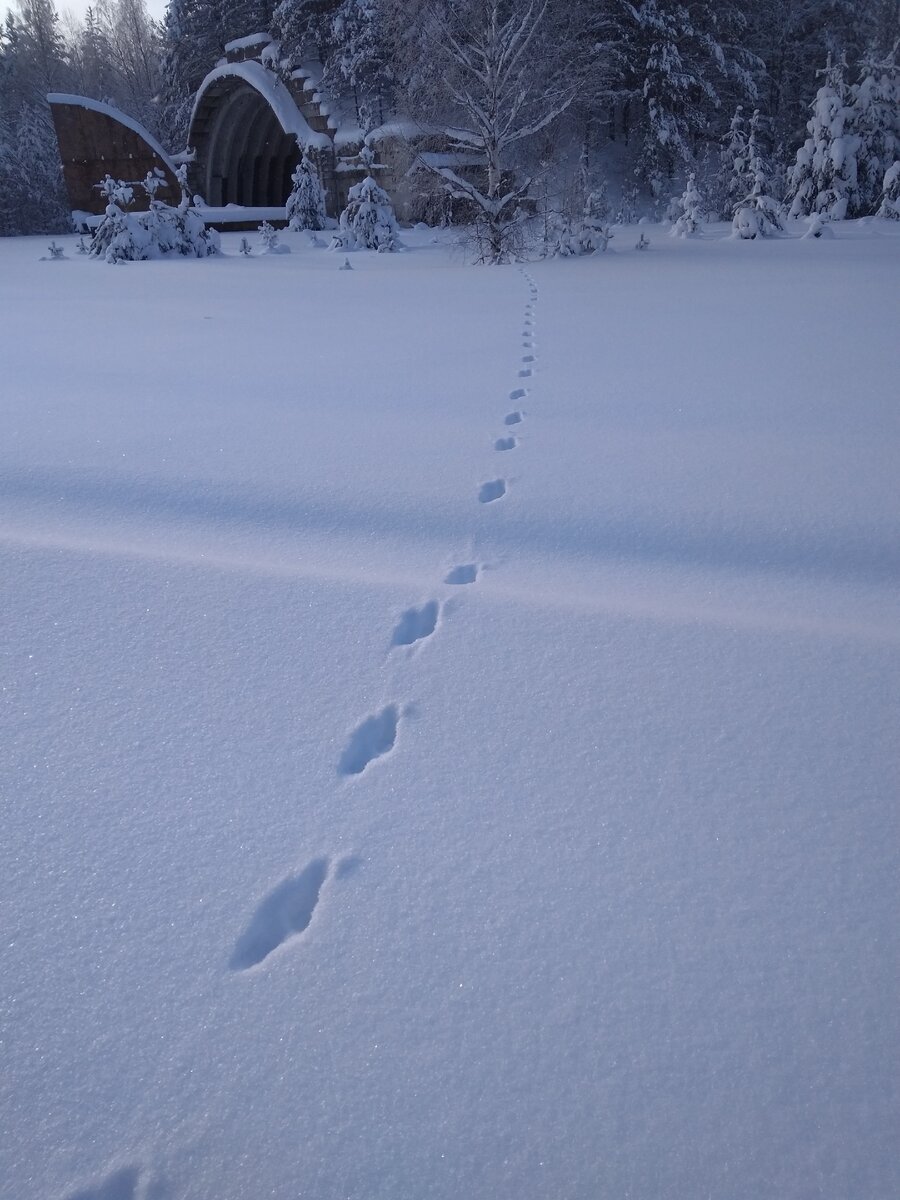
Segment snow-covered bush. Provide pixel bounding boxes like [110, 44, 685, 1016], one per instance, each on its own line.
[851, 58, 899, 216]
[787, 58, 860, 221]
[732, 116, 784, 239]
[286, 151, 327, 231]
[670, 173, 704, 236]
[258, 220, 290, 254]
[89, 174, 219, 263]
[718, 106, 753, 218]
[338, 169, 399, 251]
[876, 162, 900, 219]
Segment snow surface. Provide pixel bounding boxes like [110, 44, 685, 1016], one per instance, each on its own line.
[1, 221, 899, 1200]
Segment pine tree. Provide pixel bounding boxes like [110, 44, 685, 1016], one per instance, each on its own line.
[338, 152, 398, 249]
[851, 53, 899, 216]
[718, 105, 753, 218]
[273, 0, 338, 66]
[286, 149, 327, 229]
[670, 171, 704, 236]
[325, 0, 391, 130]
[732, 114, 784, 238]
[876, 160, 900, 219]
[786, 56, 861, 219]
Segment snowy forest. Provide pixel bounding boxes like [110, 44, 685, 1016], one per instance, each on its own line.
[1, 0, 898, 236]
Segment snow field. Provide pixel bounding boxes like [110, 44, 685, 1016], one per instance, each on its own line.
[1, 221, 899, 1200]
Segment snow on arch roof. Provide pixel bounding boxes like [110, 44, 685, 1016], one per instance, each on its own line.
[46, 93, 180, 176]
[190, 61, 333, 153]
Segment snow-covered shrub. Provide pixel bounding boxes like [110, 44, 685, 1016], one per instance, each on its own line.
[286, 151, 327, 231]
[802, 212, 835, 239]
[338, 173, 399, 251]
[718, 106, 753, 218]
[258, 220, 290, 254]
[787, 58, 860, 221]
[670, 173, 704, 236]
[89, 174, 219, 263]
[732, 122, 784, 239]
[876, 162, 900, 219]
[851, 58, 899, 216]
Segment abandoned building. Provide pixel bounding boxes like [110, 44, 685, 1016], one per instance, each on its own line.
[49, 34, 420, 228]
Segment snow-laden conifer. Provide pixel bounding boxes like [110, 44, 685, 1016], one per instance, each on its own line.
[718, 106, 753, 218]
[670, 173, 704, 236]
[786, 57, 860, 220]
[876, 161, 900, 219]
[338, 149, 398, 250]
[89, 171, 219, 263]
[732, 111, 783, 238]
[286, 151, 326, 231]
[851, 55, 899, 216]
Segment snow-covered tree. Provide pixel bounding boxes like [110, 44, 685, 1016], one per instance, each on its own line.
[786, 56, 861, 220]
[338, 158, 399, 249]
[286, 150, 327, 230]
[732, 148, 784, 238]
[325, 0, 391, 130]
[876, 160, 900, 219]
[273, 0, 337, 65]
[610, 0, 760, 197]
[397, 0, 576, 262]
[717, 105, 753, 218]
[670, 171, 704, 235]
[851, 54, 899, 216]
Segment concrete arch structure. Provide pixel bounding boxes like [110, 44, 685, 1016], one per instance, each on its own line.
[188, 62, 335, 211]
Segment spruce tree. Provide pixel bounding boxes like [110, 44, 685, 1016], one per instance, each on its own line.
[286, 150, 327, 229]
[786, 56, 861, 220]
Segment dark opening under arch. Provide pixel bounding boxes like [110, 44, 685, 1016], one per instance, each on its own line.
[190, 73, 301, 208]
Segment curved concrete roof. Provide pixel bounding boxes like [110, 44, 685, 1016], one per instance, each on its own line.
[189, 61, 332, 153]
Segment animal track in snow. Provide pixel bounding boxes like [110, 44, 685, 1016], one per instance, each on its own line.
[504, 411, 523, 425]
[494, 436, 517, 451]
[478, 479, 507, 504]
[509, 388, 527, 400]
[445, 563, 478, 585]
[521, 354, 535, 363]
[391, 600, 440, 647]
[229, 858, 329, 971]
[338, 704, 400, 775]
[518, 367, 533, 378]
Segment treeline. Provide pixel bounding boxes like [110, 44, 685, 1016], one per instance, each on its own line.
[1, 0, 898, 234]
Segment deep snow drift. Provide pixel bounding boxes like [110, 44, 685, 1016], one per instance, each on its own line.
[1, 222, 898, 1200]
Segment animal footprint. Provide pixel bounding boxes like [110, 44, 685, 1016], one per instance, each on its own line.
[392, 600, 439, 647]
[504, 411, 523, 425]
[339, 704, 400, 776]
[229, 859, 329, 971]
[509, 388, 527, 400]
[518, 367, 532, 378]
[494, 436, 517, 451]
[445, 563, 478, 585]
[521, 355, 534, 363]
[478, 479, 507, 504]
